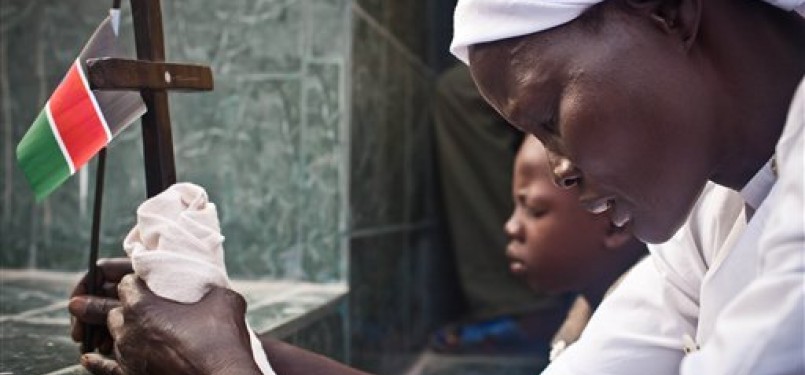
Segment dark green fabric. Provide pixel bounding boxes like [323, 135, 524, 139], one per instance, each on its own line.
[433, 64, 565, 319]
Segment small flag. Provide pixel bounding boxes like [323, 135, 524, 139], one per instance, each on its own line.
[16, 15, 145, 201]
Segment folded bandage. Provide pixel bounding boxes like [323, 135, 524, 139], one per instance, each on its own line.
[124, 183, 275, 375]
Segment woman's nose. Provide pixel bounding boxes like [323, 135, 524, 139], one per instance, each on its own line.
[545, 149, 582, 189]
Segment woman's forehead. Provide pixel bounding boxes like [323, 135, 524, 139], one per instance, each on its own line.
[470, 31, 587, 115]
[516, 145, 551, 181]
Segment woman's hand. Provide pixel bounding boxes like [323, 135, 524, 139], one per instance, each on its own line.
[81, 274, 262, 375]
[69, 257, 133, 354]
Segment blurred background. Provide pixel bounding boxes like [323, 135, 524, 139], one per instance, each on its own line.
[0, 1, 558, 374]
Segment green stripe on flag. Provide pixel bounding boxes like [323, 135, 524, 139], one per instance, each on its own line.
[16, 109, 72, 201]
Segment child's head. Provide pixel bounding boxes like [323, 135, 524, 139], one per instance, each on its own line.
[505, 136, 645, 300]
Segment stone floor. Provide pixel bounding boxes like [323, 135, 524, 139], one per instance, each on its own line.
[402, 350, 547, 375]
[0, 269, 346, 375]
[2, 269, 547, 375]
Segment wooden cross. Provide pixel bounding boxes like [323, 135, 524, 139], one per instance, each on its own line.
[87, 0, 213, 198]
[78, 0, 213, 353]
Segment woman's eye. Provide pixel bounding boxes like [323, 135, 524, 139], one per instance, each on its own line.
[542, 115, 558, 134]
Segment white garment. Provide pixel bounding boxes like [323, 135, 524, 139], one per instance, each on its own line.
[124, 183, 276, 375]
[450, 0, 599, 64]
[542, 77, 805, 374]
[450, 0, 805, 65]
[681, 75, 805, 375]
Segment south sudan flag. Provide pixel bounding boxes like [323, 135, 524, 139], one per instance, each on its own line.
[16, 14, 145, 201]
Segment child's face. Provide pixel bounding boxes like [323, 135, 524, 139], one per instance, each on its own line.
[505, 137, 615, 294]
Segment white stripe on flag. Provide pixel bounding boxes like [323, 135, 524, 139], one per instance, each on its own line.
[110, 9, 121, 35]
[44, 103, 76, 174]
[75, 58, 112, 142]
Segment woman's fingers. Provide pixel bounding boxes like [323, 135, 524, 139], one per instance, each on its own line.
[70, 258, 133, 300]
[81, 353, 125, 375]
[102, 282, 119, 299]
[116, 274, 148, 307]
[107, 307, 125, 340]
[98, 258, 133, 284]
[69, 296, 121, 324]
[68, 296, 121, 341]
[97, 328, 114, 355]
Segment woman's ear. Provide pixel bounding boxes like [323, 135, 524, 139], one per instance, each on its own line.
[603, 222, 633, 250]
[624, 0, 702, 51]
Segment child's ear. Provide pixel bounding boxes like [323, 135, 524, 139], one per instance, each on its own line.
[604, 223, 633, 250]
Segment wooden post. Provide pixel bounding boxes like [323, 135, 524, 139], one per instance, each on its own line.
[133, 0, 175, 197]
[88, 0, 214, 197]
[80, 0, 213, 352]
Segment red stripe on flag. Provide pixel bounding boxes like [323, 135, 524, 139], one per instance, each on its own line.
[48, 61, 110, 171]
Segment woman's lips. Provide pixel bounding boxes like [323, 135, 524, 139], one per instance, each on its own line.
[581, 197, 632, 227]
[582, 197, 612, 214]
[611, 206, 632, 228]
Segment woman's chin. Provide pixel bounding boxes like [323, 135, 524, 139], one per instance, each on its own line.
[632, 209, 692, 244]
[633, 221, 679, 244]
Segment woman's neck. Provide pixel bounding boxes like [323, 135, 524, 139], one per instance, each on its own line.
[708, 3, 805, 190]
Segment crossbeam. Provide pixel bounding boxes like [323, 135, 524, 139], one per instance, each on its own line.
[88, 0, 215, 197]
[87, 58, 213, 91]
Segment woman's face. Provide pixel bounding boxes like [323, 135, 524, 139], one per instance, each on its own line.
[470, 7, 717, 243]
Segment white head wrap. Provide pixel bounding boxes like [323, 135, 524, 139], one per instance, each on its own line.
[450, 0, 602, 65]
[450, 0, 805, 65]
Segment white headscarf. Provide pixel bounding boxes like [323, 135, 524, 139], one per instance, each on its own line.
[450, 0, 805, 65]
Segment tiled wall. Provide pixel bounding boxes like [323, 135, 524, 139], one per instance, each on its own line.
[347, 1, 464, 373]
[1, 0, 350, 283]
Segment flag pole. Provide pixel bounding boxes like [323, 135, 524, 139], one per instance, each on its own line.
[81, 0, 120, 353]
[81, 147, 106, 353]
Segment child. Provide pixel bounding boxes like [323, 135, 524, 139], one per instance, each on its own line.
[505, 136, 646, 359]
[428, 62, 571, 356]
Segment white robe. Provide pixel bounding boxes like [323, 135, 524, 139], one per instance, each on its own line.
[542, 77, 805, 375]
